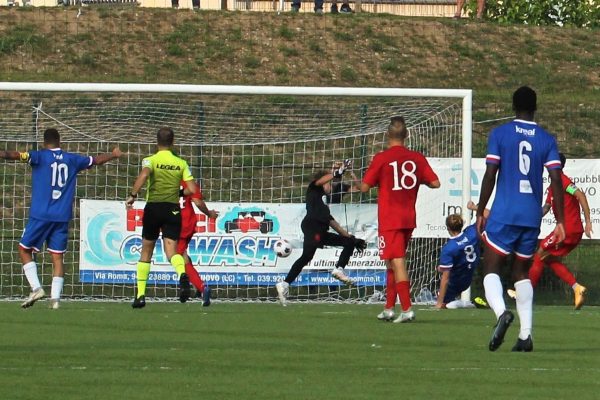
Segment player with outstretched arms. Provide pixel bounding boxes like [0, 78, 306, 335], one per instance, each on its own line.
[360, 116, 440, 323]
[178, 180, 219, 306]
[477, 86, 565, 352]
[0, 128, 123, 309]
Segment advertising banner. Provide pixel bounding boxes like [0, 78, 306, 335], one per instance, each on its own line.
[79, 159, 600, 285]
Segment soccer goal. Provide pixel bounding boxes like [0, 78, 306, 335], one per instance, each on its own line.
[0, 83, 472, 303]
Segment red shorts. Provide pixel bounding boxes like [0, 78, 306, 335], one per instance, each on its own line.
[177, 217, 196, 255]
[378, 229, 413, 260]
[539, 231, 582, 257]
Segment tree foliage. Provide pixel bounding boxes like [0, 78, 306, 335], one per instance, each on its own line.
[465, 0, 600, 27]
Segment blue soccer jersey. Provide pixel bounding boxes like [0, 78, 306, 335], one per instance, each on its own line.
[486, 119, 561, 227]
[27, 148, 93, 222]
[439, 224, 480, 282]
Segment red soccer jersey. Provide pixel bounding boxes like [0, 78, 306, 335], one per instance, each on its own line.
[545, 173, 583, 234]
[180, 180, 203, 228]
[362, 145, 438, 231]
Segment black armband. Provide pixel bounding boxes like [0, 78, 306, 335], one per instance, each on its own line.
[129, 192, 137, 198]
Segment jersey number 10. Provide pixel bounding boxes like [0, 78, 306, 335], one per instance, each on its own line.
[50, 162, 69, 188]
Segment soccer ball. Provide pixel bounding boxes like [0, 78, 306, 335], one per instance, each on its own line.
[273, 239, 292, 258]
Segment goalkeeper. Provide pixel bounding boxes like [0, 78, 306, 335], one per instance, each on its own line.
[275, 160, 366, 306]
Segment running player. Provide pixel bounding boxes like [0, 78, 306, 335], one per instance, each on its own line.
[477, 86, 565, 352]
[177, 180, 219, 306]
[360, 116, 440, 323]
[526, 153, 593, 309]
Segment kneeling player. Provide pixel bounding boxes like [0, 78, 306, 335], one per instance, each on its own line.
[435, 210, 483, 310]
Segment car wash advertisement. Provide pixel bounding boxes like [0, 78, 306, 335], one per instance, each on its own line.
[79, 200, 385, 286]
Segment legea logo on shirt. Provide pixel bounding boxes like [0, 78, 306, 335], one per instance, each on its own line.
[515, 126, 536, 136]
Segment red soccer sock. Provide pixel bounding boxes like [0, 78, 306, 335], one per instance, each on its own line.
[385, 269, 397, 309]
[185, 262, 205, 292]
[548, 261, 577, 287]
[528, 254, 544, 288]
[395, 280, 412, 312]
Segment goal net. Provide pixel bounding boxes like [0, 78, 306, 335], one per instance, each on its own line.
[0, 83, 472, 304]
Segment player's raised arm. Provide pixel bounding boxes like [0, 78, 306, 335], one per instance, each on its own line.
[93, 147, 124, 166]
[0, 150, 28, 161]
[126, 166, 151, 208]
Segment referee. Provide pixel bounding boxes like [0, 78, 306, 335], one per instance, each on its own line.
[126, 127, 197, 308]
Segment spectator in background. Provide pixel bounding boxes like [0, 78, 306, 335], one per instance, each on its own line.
[331, 0, 338, 13]
[454, 0, 484, 19]
[291, 0, 323, 13]
[327, 161, 361, 204]
[340, 0, 353, 13]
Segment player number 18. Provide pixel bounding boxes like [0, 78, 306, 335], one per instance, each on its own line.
[389, 160, 417, 190]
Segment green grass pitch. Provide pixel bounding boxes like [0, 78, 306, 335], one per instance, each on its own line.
[1, 302, 599, 400]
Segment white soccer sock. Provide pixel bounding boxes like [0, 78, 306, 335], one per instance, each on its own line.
[23, 261, 41, 291]
[51, 277, 65, 300]
[515, 279, 533, 340]
[483, 273, 506, 319]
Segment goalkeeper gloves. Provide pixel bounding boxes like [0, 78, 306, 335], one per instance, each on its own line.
[353, 237, 367, 254]
[333, 159, 353, 178]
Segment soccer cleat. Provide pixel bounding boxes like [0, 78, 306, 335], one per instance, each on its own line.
[574, 284, 586, 310]
[132, 295, 146, 309]
[489, 310, 514, 351]
[512, 335, 533, 352]
[507, 289, 517, 300]
[275, 281, 289, 306]
[331, 267, 355, 285]
[392, 309, 415, 323]
[377, 308, 395, 321]
[202, 286, 212, 307]
[49, 299, 60, 310]
[179, 273, 191, 303]
[21, 288, 45, 309]
[474, 297, 489, 308]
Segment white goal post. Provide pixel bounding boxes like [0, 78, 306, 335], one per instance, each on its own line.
[0, 82, 472, 303]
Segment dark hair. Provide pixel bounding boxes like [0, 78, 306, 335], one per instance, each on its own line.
[157, 127, 174, 146]
[445, 214, 464, 233]
[559, 152, 566, 168]
[313, 170, 329, 181]
[512, 86, 537, 113]
[387, 116, 408, 140]
[43, 128, 60, 146]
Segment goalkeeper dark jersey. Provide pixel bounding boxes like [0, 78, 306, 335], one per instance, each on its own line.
[303, 180, 333, 233]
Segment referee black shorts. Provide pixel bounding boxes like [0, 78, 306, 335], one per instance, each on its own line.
[142, 202, 182, 241]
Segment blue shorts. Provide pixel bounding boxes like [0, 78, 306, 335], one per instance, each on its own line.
[443, 274, 473, 303]
[483, 219, 539, 259]
[20, 217, 69, 253]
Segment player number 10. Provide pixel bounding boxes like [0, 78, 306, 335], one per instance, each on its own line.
[50, 162, 68, 188]
[389, 160, 417, 190]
